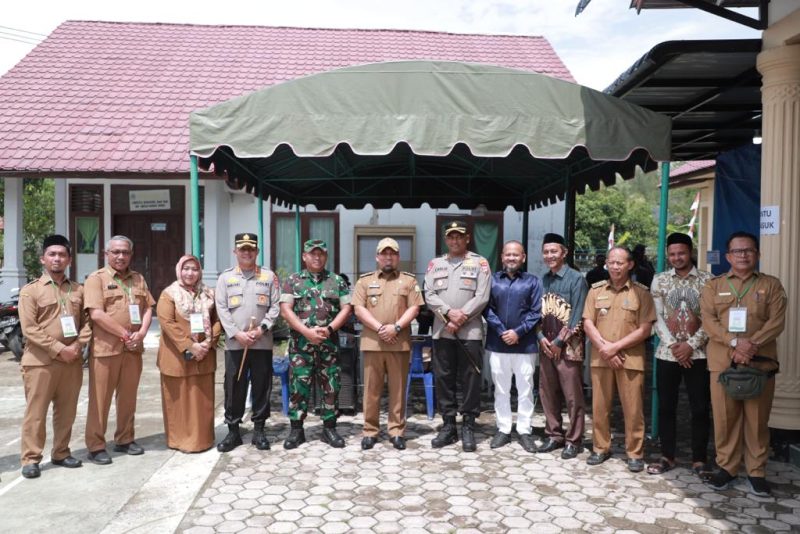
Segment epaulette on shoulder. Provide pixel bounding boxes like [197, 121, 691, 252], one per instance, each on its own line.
[633, 281, 649, 290]
[221, 266, 234, 273]
[358, 272, 373, 278]
[591, 280, 608, 289]
[711, 273, 726, 280]
[401, 271, 417, 278]
[22, 279, 38, 290]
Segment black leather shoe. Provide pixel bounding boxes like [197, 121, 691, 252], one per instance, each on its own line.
[490, 432, 512, 449]
[21, 463, 40, 479]
[461, 416, 477, 452]
[586, 451, 612, 466]
[217, 424, 243, 453]
[536, 437, 565, 454]
[88, 450, 113, 465]
[251, 423, 270, 451]
[519, 434, 537, 453]
[707, 468, 736, 490]
[283, 422, 306, 450]
[561, 443, 581, 460]
[361, 436, 378, 450]
[389, 436, 406, 450]
[321, 427, 345, 448]
[627, 458, 645, 473]
[113, 441, 144, 455]
[52, 456, 83, 468]
[431, 418, 458, 448]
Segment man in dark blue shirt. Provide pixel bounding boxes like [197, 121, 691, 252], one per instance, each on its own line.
[484, 240, 542, 452]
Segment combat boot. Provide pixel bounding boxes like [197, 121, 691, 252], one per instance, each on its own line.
[251, 421, 270, 451]
[431, 416, 458, 448]
[283, 420, 306, 450]
[461, 415, 477, 452]
[216, 424, 242, 453]
[320, 419, 345, 448]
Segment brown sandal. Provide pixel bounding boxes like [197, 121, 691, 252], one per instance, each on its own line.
[646, 458, 675, 475]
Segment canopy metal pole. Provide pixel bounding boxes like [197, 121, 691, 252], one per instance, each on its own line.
[650, 160, 671, 440]
[564, 180, 576, 266]
[522, 197, 529, 271]
[294, 203, 301, 272]
[189, 155, 201, 260]
[257, 183, 264, 266]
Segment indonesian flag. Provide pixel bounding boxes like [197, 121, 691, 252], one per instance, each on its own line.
[607, 224, 615, 250]
[688, 191, 700, 239]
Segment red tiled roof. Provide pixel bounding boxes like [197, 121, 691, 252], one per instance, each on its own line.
[670, 160, 716, 178]
[0, 21, 574, 174]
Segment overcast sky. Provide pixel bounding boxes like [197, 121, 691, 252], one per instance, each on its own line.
[0, 0, 759, 90]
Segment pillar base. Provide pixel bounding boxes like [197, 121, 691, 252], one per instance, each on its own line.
[0, 268, 27, 301]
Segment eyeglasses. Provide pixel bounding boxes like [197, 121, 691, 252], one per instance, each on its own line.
[728, 248, 757, 257]
[107, 249, 132, 256]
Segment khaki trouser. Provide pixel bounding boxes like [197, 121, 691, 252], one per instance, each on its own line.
[85, 351, 142, 451]
[362, 351, 410, 437]
[591, 367, 645, 458]
[21, 360, 83, 465]
[710, 371, 774, 477]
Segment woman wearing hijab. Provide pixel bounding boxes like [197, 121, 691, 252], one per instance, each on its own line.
[157, 255, 221, 452]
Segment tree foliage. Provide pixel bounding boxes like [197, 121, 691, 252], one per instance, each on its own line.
[574, 165, 701, 257]
[0, 178, 55, 281]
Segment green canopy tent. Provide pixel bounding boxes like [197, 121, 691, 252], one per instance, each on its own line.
[188, 60, 670, 261]
[188, 60, 672, 436]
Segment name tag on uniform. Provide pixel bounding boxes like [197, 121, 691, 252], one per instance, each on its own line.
[190, 313, 205, 334]
[728, 307, 747, 332]
[129, 304, 142, 325]
[60, 315, 78, 337]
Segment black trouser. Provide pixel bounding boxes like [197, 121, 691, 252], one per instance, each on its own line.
[432, 338, 483, 419]
[223, 349, 273, 425]
[656, 358, 710, 462]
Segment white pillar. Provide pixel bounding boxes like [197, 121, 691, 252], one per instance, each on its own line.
[758, 43, 800, 430]
[0, 177, 28, 300]
[202, 179, 228, 287]
[54, 179, 68, 235]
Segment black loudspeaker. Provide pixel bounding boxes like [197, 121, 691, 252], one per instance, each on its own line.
[310, 335, 360, 415]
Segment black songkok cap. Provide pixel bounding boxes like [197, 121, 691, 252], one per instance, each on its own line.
[43, 234, 71, 253]
[666, 232, 693, 248]
[542, 233, 566, 246]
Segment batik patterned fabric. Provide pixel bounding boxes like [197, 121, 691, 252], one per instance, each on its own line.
[651, 266, 713, 362]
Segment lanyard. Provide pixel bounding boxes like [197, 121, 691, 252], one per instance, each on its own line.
[727, 277, 756, 306]
[108, 268, 134, 303]
[49, 279, 72, 314]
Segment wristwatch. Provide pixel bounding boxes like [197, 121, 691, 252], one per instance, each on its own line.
[327, 325, 335, 335]
[730, 338, 738, 348]
[260, 323, 269, 333]
[394, 324, 402, 333]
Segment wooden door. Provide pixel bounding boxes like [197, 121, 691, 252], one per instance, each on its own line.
[113, 214, 184, 299]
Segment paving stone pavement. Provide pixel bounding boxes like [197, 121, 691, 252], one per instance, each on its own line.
[178, 404, 800, 534]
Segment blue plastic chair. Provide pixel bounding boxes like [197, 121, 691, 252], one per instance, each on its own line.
[273, 357, 291, 416]
[406, 338, 435, 420]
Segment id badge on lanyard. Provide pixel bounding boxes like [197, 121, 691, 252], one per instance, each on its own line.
[129, 304, 142, 325]
[190, 313, 205, 334]
[60, 314, 78, 337]
[728, 307, 747, 333]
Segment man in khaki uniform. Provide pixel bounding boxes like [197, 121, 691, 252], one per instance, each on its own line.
[424, 221, 491, 452]
[84, 235, 155, 465]
[700, 231, 786, 496]
[353, 238, 423, 451]
[18, 235, 91, 479]
[583, 246, 655, 472]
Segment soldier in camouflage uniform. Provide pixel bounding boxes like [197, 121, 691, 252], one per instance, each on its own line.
[279, 239, 352, 449]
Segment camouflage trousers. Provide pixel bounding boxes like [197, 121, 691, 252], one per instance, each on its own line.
[288, 337, 340, 422]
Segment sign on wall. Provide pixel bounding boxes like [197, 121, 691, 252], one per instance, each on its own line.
[760, 205, 779, 235]
[129, 190, 171, 211]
